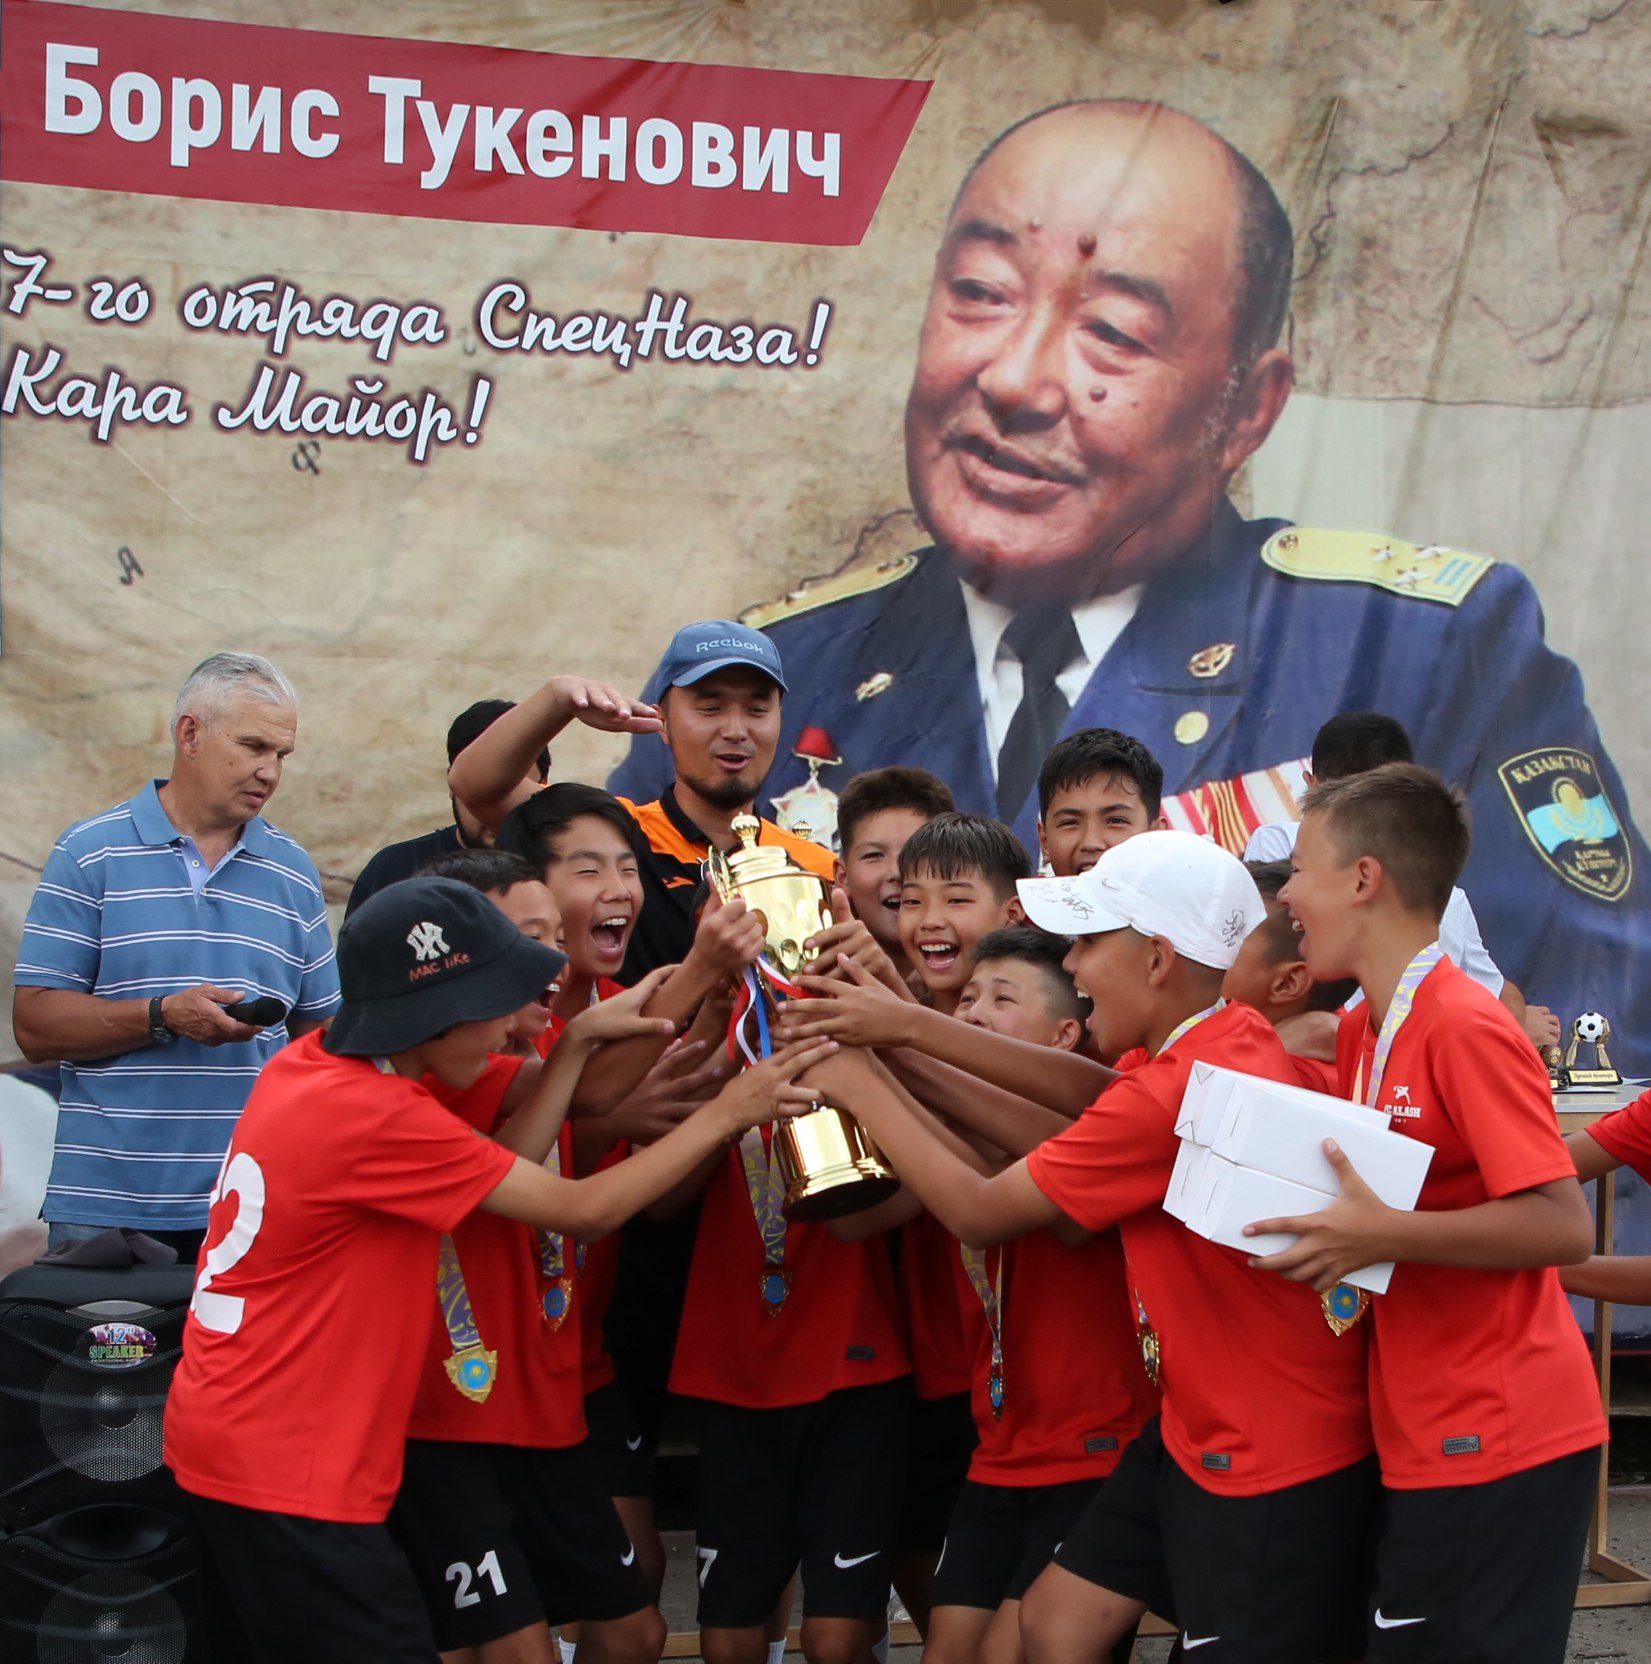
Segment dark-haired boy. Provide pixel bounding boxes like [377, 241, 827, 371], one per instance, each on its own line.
[925, 928, 1155, 1664]
[797, 831, 1377, 1664]
[163, 877, 831, 1664]
[1035, 728, 1165, 879]
[1264, 763, 1602, 1663]
[834, 766, 957, 977]
[348, 699, 551, 915]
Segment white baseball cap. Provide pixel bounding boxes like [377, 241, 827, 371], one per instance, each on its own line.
[1016, 830, 1266, 971]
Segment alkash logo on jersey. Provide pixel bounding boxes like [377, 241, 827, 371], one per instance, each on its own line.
[1499, 748, 1631, 903]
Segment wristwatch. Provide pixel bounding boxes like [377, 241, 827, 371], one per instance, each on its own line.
[148, 995, 177, 1047]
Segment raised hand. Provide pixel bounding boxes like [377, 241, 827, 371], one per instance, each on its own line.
[564, 965, 679, 1045]
[779, 954, 916, 1049]
[711, 1037, 840, 1134]
[550, 675, 663, 736]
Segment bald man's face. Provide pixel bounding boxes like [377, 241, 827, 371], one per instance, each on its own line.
[904, 107, 1288, 601]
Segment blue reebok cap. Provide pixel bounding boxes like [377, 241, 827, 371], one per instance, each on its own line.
[660, 620, 787, 693]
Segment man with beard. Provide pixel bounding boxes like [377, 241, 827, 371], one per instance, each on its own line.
[610, 98, 1650, 1075]
[447, 619, 834, 979]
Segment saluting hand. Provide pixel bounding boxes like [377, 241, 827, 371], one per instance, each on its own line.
[1243, 1140, 1395, 1292]
[549, 675, 663, 735]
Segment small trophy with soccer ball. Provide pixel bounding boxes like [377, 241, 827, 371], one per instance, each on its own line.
[1563, 1012, 1622, 1091]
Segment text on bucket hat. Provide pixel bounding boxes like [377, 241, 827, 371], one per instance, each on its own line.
[324, 876, 568, 1057]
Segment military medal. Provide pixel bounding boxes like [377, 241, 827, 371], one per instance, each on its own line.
[1321, 1283, 1369, 1337]
[770, 726, 843, 849]
[961, 1243, 1006, 1418]
[436, 1233, 498, 1403]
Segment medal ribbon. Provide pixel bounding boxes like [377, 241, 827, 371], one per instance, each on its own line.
[436, 1233, 497, 1400]
[1158, 1000, 1223, 1057]
[536, 981, 601, 1323]
[1354, 942, 1443, 1108]
[959, 1242, 1006, 1418]
[738, 1123, 790, 1311]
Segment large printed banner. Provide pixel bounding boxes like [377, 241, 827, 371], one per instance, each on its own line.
[1, 0, 1648, 1075]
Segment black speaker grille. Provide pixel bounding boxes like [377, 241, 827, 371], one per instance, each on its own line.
[38, 1567, 187, 1664]
[39, 1357, 168, 1485]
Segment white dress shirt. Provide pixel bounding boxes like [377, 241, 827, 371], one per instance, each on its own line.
[961, 580, 1143, 778]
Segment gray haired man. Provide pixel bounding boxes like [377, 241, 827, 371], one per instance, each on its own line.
[13, 652, 341, 1258]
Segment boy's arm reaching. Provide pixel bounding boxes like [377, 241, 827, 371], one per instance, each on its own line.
[1560, 1255, 1651, 1304]
[885, 1048, 1078, 1156]
[1246, 1141, 1594, 1292]
[784, 956, 1114, 1114]
[482, 1038, 834, 1236]
[801, 1048, 1066, 1249]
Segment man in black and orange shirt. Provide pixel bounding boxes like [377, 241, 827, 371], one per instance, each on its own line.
[446, 619, 835, 978]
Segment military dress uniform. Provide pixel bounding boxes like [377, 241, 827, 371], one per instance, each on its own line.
[611, 503, 1650, 1073]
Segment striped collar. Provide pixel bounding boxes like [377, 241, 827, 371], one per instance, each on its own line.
[129, 778, 271, 857]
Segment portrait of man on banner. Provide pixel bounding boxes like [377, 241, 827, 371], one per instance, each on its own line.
[613, 98, 1649, 1070]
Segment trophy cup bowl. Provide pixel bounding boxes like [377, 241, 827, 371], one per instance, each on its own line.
[711, 817, 900, 1221]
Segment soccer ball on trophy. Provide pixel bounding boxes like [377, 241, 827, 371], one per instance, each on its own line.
[1564, 1011, 1621, 1090]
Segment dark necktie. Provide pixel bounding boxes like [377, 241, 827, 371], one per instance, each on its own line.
[996, 604, 1081, 820]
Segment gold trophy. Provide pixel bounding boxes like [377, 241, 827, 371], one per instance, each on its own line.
[1564, 1012, 1622, 1091]
[709, 814, 900, 1221]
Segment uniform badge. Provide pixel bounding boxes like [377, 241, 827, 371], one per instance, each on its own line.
[1188, 643, 1235, 679]
[1498, 748, 1631, 902]
[770, 725, 842, 849]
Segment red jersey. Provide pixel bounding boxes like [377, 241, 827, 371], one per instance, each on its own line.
[1335, 960, 1605, 1487]
[406, 1055, 586, 1449]
[1026, 1002, 1373, 1497]
[901, 1210, 972, 1400]
[955, 1227, 1158, 1487]
[1286, 1053, 1339, 1094]
[1584, 1089, 1651, 1176]
[544, 977, 629, 1396]
[164, 1033, 516, 1522]
[670, 1132, 910, 1408]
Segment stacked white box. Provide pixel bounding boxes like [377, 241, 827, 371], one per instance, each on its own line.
[1168, 1063, 1433, 1296]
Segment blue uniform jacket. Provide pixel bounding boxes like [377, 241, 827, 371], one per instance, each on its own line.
[612, 505, 1650, 1072]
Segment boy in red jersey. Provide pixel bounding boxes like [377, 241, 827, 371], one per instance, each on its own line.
[164, 876, 831, 1664]
[921, 928, 1158, 1664]
[797, 832, 1379, 1664]
[1565, 1090, 1651, 1302]
[1256, 764, 1601, 1663]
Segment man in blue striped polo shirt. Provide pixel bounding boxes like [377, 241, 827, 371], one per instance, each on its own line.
[12, 652, 341, 1258]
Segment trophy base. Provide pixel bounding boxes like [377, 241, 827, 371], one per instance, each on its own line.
[1566, 1069, 1623, 1091]
[774, 1105, 901, 1223]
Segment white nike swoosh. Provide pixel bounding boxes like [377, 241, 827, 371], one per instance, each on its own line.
[621, 1546, 636, 1566]
[1373, 1611, 1426, 1629]
[1181, 1638, 1219, 1652]
[834, 1551, 879, 1570]
[624, 1435, 643, 1451]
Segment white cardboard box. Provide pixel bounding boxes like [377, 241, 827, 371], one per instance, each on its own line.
[1178, 1151, 1397, 1294]
[1203, 1092, 1433, 1213]
[1175, 1061, 1388, 1145]
[1163, 1138, 1209, 1224]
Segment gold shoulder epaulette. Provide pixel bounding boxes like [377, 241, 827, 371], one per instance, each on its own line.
[1261, 527, 1494, 606]
[740, 552, 918, 629]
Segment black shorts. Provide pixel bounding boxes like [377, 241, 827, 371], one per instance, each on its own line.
[389, 1439, 652, 1649]
[897, 1390, 977, 1555]
[933, 1477, 1103, 1609]
[184, 1492, 439, 1664]
[1054, 1417, 1377, 1662]
[692, 1376, 911, 1628]
[584, 1378, 656, 1498]
[1365, 1445, 1599, 1663]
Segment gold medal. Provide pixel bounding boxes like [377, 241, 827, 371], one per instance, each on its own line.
[1321, 1283, 1369, 1336]
[444, 1343, 499, 1403]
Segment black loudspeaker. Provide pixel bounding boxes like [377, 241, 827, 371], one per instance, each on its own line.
[0, 1504, 201, 1663]
[0, 1265, 212, 1662]
[0, 1264, 195, 1527]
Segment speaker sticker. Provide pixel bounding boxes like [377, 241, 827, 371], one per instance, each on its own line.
[83, 1321, 158, 1369]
